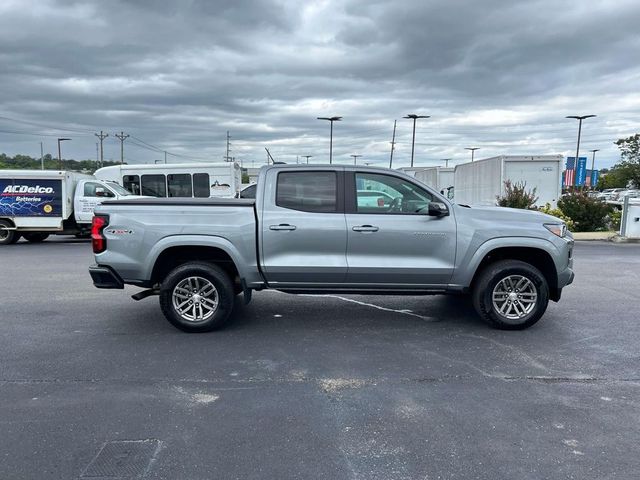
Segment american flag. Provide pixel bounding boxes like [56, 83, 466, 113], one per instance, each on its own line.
[564, 157, 575, 187]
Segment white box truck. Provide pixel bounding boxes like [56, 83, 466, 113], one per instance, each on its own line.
[414, 167, 455, 198]
[94, 162, 242, 198]
[0, 170, 136, 245]
[453, 155, 563, 208]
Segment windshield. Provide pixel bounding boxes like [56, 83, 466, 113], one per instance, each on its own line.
[106, 181, 134, 196]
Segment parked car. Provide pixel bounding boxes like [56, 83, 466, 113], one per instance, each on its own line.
[89, 164, 574, 332]
[597, 188, 625, 201]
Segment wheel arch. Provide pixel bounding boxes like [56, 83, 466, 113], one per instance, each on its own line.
[147, 236, 247, 290]
[469, 245, 559, 300]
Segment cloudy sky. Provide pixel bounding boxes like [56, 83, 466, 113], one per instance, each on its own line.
[1, 0, 639, 169]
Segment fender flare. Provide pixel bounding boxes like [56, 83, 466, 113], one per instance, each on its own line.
[453, 236, 560, 287]
[143, 234, 250, 282]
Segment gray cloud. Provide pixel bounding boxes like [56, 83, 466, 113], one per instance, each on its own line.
[1, 0, 639, 168]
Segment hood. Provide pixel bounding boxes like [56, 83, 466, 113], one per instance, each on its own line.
[454, 204, 564, 225]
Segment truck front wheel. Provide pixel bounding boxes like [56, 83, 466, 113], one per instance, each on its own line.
[159, 262, 235, 332]
[0, 220, 20, 245]
[472, 260, 549, 330]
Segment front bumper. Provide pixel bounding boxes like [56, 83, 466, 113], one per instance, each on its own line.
[89, 264, 124, 289]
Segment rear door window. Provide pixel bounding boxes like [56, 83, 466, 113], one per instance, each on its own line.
[276, 172, 337, 213]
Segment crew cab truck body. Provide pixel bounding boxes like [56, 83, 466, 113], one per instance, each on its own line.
[0, 169, 136, 245]
[90, 164, 574, 331]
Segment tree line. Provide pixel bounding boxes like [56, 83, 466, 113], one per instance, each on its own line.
[0, 153, 119, 174]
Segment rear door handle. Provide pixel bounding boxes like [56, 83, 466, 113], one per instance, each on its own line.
[352, 225, 379, 232]
[269, 224, 297, 231]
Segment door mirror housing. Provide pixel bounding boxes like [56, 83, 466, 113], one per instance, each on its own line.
[428, 201, 449, 217]
[95, 187, 106, 197]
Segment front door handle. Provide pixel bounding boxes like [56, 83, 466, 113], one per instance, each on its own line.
[352, 225, 379, 232]
[269, 224, 297, 231]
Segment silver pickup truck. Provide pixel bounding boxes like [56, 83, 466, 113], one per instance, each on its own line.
[89, 164, 574, 332]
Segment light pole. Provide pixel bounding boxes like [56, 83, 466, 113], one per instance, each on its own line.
[441, 158, 452, 168]
[317, 116, 342, 164]
[566, 115, 596, 189]
[57, 138, 71, 170]
[465, 147, 479, 162]
[302, 155, 313, 164]
[589, 149, 600, 189]
[351, 154, 362, 165]
[403, 114, 430, 167]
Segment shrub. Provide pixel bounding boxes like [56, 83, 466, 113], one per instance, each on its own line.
[608, 209, 622, 232]
[496, 180, 538, 209]
[557, 193, 613, 232]
[538, 203, 576, 231]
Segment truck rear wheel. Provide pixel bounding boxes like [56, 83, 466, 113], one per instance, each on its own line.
[159, 262, 235, 332]
[472, 260, 549, 330]
[22, 232, 50, 243]
[0, 220, 20, 245]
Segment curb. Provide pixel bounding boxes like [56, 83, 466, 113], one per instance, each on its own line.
[571, 232, 640, 243]
[571, 232, 616, 241]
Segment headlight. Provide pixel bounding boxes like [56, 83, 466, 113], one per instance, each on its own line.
[544, 223, 567, 238]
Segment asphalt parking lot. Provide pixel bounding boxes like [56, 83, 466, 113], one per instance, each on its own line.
[1, 238, 639, 479]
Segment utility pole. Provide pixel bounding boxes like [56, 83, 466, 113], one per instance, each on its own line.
[164, 151, 167, 164]
[302, 155, 313, 164]
[115, 131, 129, 165]
[94, 131, 109, 168]
[389, 120, 397, 169]
[224, 131, 232, 162]
[95, 142, 99, 168]
[296, 155, 299, 164]
[351, 154, 362, 165]
[40, 141, 44, 170]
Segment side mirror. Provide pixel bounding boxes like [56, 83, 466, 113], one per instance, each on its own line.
[428, 201, 449, 217]
[95, 187, 106, 197]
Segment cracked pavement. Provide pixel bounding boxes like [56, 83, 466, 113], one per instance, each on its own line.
[0, 238, 639, 479]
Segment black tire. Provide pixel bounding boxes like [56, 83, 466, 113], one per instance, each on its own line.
[472, 260, 549, 330]
[159, 262, 235, 332]
[0, 220, 19, 245]
[22, 232, 50, 243]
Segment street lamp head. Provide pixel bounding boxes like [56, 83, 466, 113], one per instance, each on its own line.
[403, 114, 430, 120]
[566, 115, 596, 120]
[317, 116, 342, 122]
[58, 138, 71, 142]
[590, 149, 600, 153]
[465, 147, 479, 151]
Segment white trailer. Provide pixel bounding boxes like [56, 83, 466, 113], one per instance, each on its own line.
[453, 155, 562, 208]
[414, 167, 455, 198]
[95, 162, 242, 198]
[0, 170, 135, 245]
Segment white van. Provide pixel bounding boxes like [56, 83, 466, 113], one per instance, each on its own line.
[94, 162, 242, 198]
[0, 170, 136, 245]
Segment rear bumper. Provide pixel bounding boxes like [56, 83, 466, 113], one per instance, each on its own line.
[89, 264, 124, 289]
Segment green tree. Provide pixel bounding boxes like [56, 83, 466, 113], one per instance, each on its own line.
[613, 133, 640, 188]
